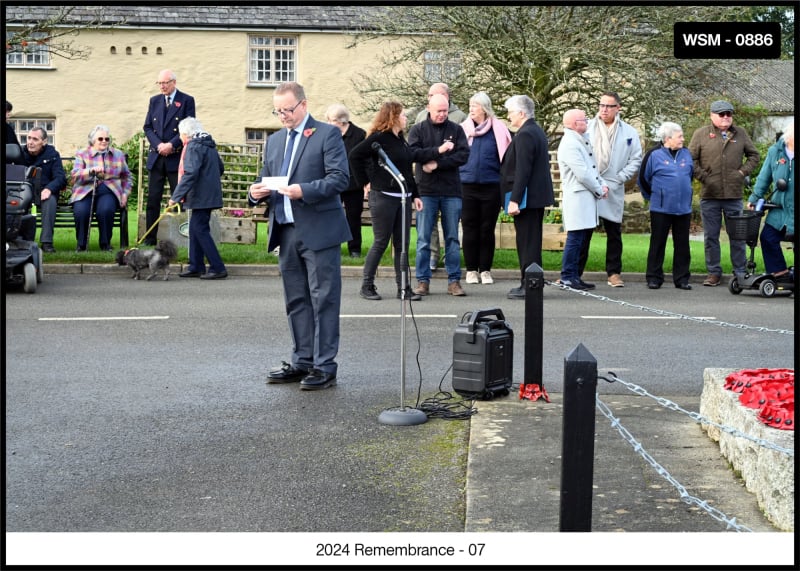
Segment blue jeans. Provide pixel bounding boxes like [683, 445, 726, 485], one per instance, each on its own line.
[415, 196, 462, 283]
[561, 229, 591, 283]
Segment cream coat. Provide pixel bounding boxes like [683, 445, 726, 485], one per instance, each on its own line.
[587, 117, 642, 222]
[558, 128, 606, 231]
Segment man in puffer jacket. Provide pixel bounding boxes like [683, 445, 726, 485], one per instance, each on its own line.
[747, 123, 795, 283]
[688, 100, 759, 287]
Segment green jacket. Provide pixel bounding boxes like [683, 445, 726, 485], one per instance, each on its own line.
[748, 138, 794, 236]
[688, 124, 760, 200]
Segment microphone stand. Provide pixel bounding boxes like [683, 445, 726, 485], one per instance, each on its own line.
[376, 158, 427, 426]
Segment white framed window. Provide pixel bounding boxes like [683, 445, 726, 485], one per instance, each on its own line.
[248, 35, 297, 85]
[423, 50, 461, 84]
[6, 31, 52, 68]
[10, 118, 57, 149]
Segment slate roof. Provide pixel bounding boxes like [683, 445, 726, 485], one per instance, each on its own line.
[3, 4, 386, 31]
[724, 60, 795, 114]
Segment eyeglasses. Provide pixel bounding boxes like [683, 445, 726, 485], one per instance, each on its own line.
[272, 100, 305, 117]
[574, 118, 589, 123]
[155, 80, 175, 86]
[599, 103, 619, 109]
[96, 137, 110, 142]
[715, 111, 733, 117]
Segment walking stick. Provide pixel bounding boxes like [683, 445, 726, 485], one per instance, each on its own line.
[85, 173, 97, 249]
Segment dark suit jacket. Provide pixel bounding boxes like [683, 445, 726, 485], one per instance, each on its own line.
[500, 118, 554, 209]
[254, 115, 351, 253]
[143, 89, 196, 171]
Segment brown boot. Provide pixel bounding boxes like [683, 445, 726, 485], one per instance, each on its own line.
[413, 281, 430, 296]
[447, 281, 466, 296]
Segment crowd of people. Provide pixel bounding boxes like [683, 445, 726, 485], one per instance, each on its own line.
[6, 77, 794, 390]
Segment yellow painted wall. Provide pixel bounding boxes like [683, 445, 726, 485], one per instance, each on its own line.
[6, 27, 386, 157]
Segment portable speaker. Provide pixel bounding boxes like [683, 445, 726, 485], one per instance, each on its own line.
[452, 308, 514, 400]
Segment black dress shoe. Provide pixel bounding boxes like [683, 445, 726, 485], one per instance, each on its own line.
[647, 281, 662, 289]
[179, 270, 203, 278]
[579, 279, 596, 290]
[675, 283, 692, 290]
[200, 270, 228, 280]
[41, 243, 56, 253]
[507, 286, 525, 299]
[76, 246, 87, 252]
[267, 362, 310, 383]
[299, 368, 337, 391]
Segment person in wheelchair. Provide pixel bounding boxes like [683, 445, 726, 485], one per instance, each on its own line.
[747, 122, 794, 284]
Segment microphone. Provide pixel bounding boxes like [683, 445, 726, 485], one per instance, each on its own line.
[372, 142, 403, 180]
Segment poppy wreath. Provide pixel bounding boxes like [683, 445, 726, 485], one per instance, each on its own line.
[724, 368, 794, 430]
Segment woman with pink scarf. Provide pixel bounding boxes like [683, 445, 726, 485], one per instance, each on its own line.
[459, 92, 512, 285]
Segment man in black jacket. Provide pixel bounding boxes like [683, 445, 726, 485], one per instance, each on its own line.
[22, 127, 67, 252]
[408, 93, 470, 296]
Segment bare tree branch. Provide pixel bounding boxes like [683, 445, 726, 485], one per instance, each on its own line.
[5, 6, 127, 60]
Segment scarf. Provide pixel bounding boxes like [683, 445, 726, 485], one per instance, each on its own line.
[464, 118, 493, 146]
[592, 114, 619, 173]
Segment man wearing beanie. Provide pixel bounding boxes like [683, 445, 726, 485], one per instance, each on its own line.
[688, 100, 759, 286]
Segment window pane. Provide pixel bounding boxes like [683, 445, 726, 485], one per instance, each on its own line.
[248, 35, 296, 84]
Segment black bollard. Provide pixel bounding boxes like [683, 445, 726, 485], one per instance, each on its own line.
[559, 343, 598, 532]
[523, 263, 544, 387]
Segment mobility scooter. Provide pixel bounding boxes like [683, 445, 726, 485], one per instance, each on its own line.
[5, 143, 43, 293]
[727, 187, 794, 298]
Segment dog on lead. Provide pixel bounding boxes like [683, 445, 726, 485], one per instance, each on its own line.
[115, 239, 178, 281]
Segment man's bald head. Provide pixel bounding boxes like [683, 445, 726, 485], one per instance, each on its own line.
[428, 93, 450, 124]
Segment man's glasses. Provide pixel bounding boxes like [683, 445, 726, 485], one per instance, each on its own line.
[96, 137, 110, 142]
[715, 111, 733, 117]
[272, 100, 305, 117]
[599, 103, 619, 109]
[574, 118, 588, 123]
[155, 80, 175, 86]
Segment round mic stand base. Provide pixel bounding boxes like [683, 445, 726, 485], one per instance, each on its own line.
[378, 406, 428, 426]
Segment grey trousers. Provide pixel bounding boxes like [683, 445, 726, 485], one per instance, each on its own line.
[700, 198, 747, 276]
[37, 194, 58, 244]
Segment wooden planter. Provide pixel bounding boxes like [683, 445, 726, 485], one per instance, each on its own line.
[495, 222, 566, 251]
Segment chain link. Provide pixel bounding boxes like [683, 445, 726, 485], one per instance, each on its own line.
[545, 280, 794, 335]
[601, 372, 795, 456]
[595, 396, 755, 532]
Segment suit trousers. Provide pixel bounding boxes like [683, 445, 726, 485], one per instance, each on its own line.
[145, 155, 178, 245]
[341, 189, 364, 256]
[513, 207, 545, 285]
[278, 223, 342, 376]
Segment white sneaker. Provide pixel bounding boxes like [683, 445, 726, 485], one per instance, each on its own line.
[465, 271, 479, 284]
[480, 271, 494, 284]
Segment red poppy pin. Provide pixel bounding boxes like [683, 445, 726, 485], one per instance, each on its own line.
[174, 101, 181, 108]
[779, 158, 786, 164]
[709, 133, 716, 138]
[303, 128, 316, 138]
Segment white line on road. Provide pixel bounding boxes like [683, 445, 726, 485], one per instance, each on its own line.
[340, 314, 458, 318]
[580, 316, 716, 320]
[38, 316, 170, 321]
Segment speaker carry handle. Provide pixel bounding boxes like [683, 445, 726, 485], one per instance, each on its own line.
[462, 308, 506, 343]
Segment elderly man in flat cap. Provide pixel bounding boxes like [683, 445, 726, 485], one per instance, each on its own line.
[688, 100, 760, 287]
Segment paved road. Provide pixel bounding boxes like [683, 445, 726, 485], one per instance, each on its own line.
[4, 269, 795, 565]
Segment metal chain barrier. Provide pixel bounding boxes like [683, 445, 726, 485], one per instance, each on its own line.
[594, 395, 755, 532]
[600, 372, 795, 457]
[545, 280, 794, 335]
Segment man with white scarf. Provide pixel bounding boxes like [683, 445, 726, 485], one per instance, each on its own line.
[581, 92, 642, 287]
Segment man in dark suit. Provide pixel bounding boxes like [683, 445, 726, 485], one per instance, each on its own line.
[142, 69, 195, 245]
[248, 82, 351, 391]
[500, 95, 555, 299]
